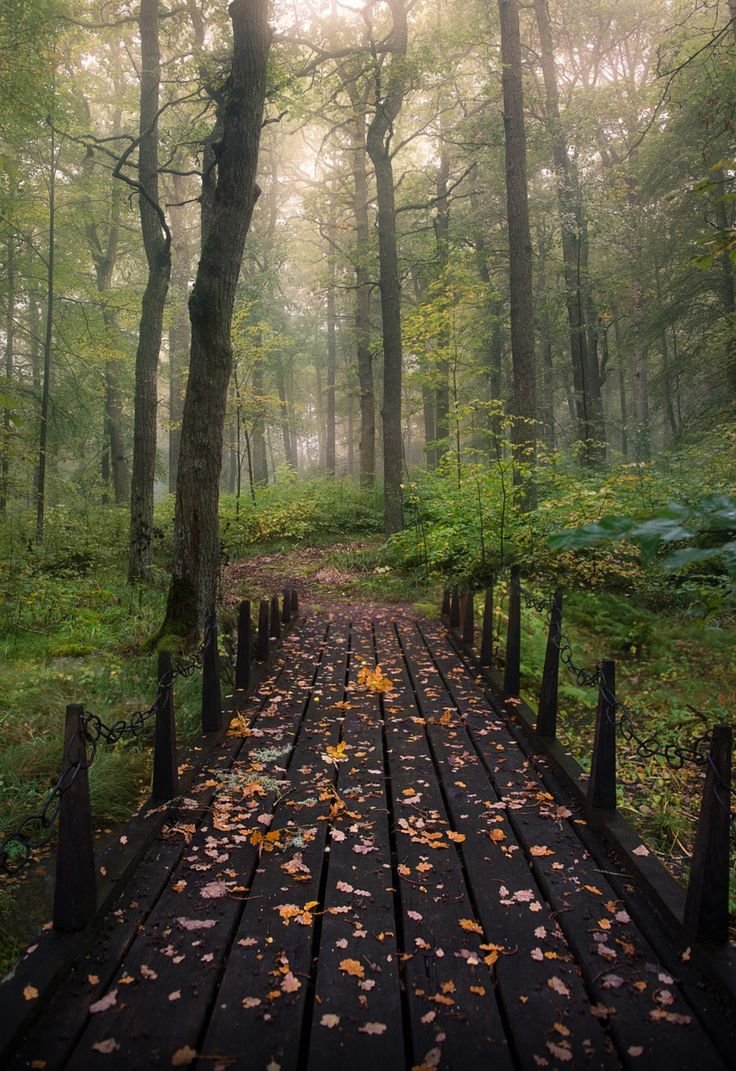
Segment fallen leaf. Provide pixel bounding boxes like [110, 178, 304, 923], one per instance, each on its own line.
[546, 1042, 572, 1062]
[489, 829, 506, 844]
[628, 1047, 644, 1057]
[359, 1022, 387, 1035]
[242, 997, 262, 1008]
[632, 845, 650, 857]
[320, 1013, 340, 1028]
[282, 972, 301, 993]
[529, 845, 554, 857]
[91, 1039, 120, 1055]
[140, 965, 158, 980]
[171, 1046, 197, 1066]
[339, 958, 365, 979]
[459, 919, 483, 935]
[168, 990, 181, 1002]
[90, 990, 118, 1014]
[447, 831, 466, 843]
[201, 881, 229, 900]
[547, 977, 570, 998]
[23, 986, 39, 1002]
[177, 918, 217, 931]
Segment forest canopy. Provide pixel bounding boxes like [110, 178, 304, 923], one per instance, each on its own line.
[0, 0, 734, 609]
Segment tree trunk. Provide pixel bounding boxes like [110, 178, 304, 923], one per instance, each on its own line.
[275, 353, 296, 468]
[434, 148, 451, 466]
[168, 172, 193, 493]
[349, 105, 375, 487]
[498, 0, 536, 502]
[162, 0, 271, 638]
[533, 0, 604, 465]
[128, 0, 171, 580]
[251, 350, 268, 486]
[0, 231, 15, 513]
[366, 0, 409, 534]
[325, 186, 337, 475]
[36, 121, 56, 544]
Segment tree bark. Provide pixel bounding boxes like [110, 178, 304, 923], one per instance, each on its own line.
[168, 172, 193, 493]
[349, 102, 375, 487]
[498, 0, 536, 502]
[325, 184, 337, 475]
[36, 121, 56, 544]
[533, 0, 604, 464]
[0, 230, 15, 513]
[433, 147, 451, 466]
[162, 0, 270, 637]
[128, 0, 171, 580]
[366, 0, 408, 534]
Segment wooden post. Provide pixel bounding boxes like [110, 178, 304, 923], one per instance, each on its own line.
[684, 725, 732, 944]
[270, 594, 282, 638]
[281, 589, 291, 625]
[480, 584, 494, 667]
[588, 659, 616, 810]
[291, 588, 299, 613]
[152, 651, 178, 800]
[441, 589, 451, 620]
[202, 610, 222, 733]
[256, 599, 270, 662]
[503, 566, 521, 696]
[53, 704, 96, 931]
[536, 588, 563, 738]
[462, 590, 475, 646]
[449, 586, 460, 629]
[235, 599, 252, 691]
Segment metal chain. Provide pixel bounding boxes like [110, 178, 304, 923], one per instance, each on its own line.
[520, 586, 554, 616]
[0, 614, 218, 873]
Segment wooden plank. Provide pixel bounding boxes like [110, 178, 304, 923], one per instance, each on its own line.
[398, 621, 617, 1070]
[196, 621, 351, 1070]
[373, 620, 514, 1071]
[24, 619, 329, 1071]
[305, 619, 405, 1071]
[419, 620, 731, 1069]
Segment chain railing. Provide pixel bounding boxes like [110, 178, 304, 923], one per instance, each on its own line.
[443, 573, 734, 944]
[0, 597, 293, 881]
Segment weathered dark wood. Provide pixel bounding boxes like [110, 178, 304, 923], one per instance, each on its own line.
[152, 651, 177, 800]
[53, 705, 96, 932]
[281, 587, 291, 624]
[588, 657, 616, 810]
[441, 587, 451, 618]
[235, 598, 252, 690]
[684, 724, 732, 944]
[503, 565, 521, 696]
[290, 587, 299, 613]
[449, 585, 460, 628]
[270, 593, 281, 638]
[201, 609, 222, 732]
[480, 583, 493, 666]
[462, 588, 475, 645]
[536, 586, 562, 738]
[256, 598, 269, 661]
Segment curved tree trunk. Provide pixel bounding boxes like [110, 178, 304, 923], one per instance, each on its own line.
[128, 0, 171, 580]
[498, 0, 537, 505]
[348, 99, 375, 487]
[365, 0, 408, 535]
[162, 0, 271, 638]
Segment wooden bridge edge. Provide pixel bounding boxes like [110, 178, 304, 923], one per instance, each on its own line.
[443, 627, 736, 1004]
[0, 617, 301, 1067]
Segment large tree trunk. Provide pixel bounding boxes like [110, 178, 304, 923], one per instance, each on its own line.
[325, 185, 337, 475]
[366, 0, 408, 534]
[433, 147, 451, 467]
[498, 0, 537, 501]
[250, 350, 269, 486]
[36, 122, 56, 544]
[162, 0, 271, 637]
[533, 0, 604, 464]
[275, 353, 296, 468]
[349, 104, 375, 487]
[168, 173, 193, 493]
[128, 0, 171, 580]
[0, 230, 14, 513]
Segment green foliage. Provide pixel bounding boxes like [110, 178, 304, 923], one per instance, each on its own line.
[219, 475, 383, 557]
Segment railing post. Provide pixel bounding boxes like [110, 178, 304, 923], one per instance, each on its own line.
[536, 588, 563, 739]
[684, 725, 732, 944]
[152, 651, 178, 801]
[449, 587, 460, 630]
[441, 588, 451, 621]
[235, 599, 252, 691]
[588, 658, 616, 810]
[290, 588, 299, 614]
[270, 594, 282, 639]
[503, 566, 521, 696]
[202, 610, 222, 733]
[53, 704, 96, 931]
[480, 584, 494, 667]
[462, 590, 475, 646]
[256, 599, 270, 662]
[281, 589, 291, 625]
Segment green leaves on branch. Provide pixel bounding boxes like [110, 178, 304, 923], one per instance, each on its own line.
[549, 494, 736, 575]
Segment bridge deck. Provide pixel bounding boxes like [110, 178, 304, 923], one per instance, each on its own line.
[5, 610, 735, 1070]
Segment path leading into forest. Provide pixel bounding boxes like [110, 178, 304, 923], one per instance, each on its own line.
[4, 604, 735, 1070]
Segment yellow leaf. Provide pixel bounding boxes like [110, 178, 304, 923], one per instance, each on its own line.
[489, 829, 506, 843]
[339, 958, 365, 979]
[171, 1046, 197, 1067]
[459, 919, 484, 935]
[447, 831, 466, 843]
[23, 986, 39, 1002]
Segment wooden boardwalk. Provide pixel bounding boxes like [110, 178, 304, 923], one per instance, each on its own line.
[4, 610, 736, 1070]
